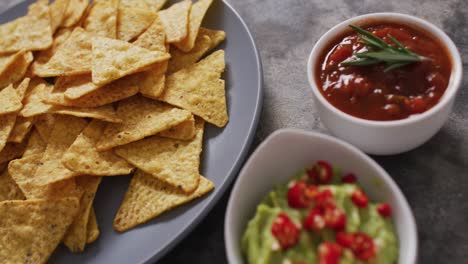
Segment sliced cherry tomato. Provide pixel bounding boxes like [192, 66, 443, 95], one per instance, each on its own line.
[351, 189, 369, 208]
[271, 213, 300, 250]
[336, 232, 354, 248]
[405, 97, 427, 114]
[329, 45, 353, 64]
[341, 173, 357, 183]
[318, 242, 343, 264]
[323, 205, 346, 231]
[307, 160, 333, 185]
[316, 189, 335, 209]
[351, 233, 376, 261]
[287, 181, 312, 208]
[377, 203, 392, 217]
[303, 208, 326, 232]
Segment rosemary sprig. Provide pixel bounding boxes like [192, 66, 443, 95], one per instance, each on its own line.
[340, 25, 428, 72]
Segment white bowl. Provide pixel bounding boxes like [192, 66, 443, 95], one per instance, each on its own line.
[225, 129, 417, 263]
[307, 13, 463, 155]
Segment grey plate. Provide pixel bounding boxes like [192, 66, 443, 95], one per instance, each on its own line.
[0, 1, 263, 263]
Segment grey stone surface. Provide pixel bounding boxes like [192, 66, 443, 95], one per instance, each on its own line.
[1, 0, 466, 263]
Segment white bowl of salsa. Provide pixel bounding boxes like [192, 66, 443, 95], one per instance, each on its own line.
[225, 129, 417, 263]
[307, 13, 463, 155]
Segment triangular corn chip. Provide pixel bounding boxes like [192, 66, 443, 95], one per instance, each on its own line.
[96, 95, 192, 150]
[9, 153, 80, 200]
[62, 120, 134, 176]
[117, 7, 157, 41]
[174, 0, 213, 52]
[113, 170, 214, 232]
[0, 51, 33, 89]
[0, 169, 25, 202]
[160, 50, 228, 127]
[64, 176, 102, 252]
[23, 129, 47, 157]
[32, 115, 87, 186]
[91, 36, 170, 86]
[55, 74, 102, 100]
[49, 0, 70, 33]
[0, 198, 79, 264]
[120, 0, 167, 12]
[115, 119, 204, 193]
[159, 114, 196, 140]
[61, 0, 89, 27]
[133, 15, 167, 53]
[83, 0, 119, 38]
[0, 1, 52, 53]
[0, 142, 26, 164]
[0, 52, 22, 76]
[158, 0, 192, 43]
[20, 81, 54, 118]
[0, 84, 23, 115]
[0, 115, 17, 152]
[167, 28, 226, 74]
[8, 117, 35, 144]
[86, 207, 100, 244]
[34, 27, 92, 77]
[14, 77, 31, 101]
[33, 28, 73, 76]
[34, 114, 55, 142]
[50, 104, 122, 123]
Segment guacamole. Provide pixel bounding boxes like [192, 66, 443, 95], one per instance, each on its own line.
[242, 161, 398, 264]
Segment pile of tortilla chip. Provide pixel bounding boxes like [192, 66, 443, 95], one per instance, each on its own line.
[0, 0, 226, 261]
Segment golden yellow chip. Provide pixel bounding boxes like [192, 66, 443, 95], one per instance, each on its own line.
[167, 28, 226, 74]
[0, 198, 80, 264]
[49, 0, 70, 32]
[120, 0, 167, 12]
[62, 0, 89, 27]
[0, 142, 26, 164]
[51, 104, 122, 123]
[0, 169, 25, 202]
[46, 76, 140, 108]
[34, 27, 92, 77]
[7, 117, 35, 144]
[0, 51, 33, 89]
[87, 207, 100, 244]
[115, 119, 204, 193]
[160, 50, 228, 127]
[91, 36, 170, 86]
[20, 81, 54, 118]
[53, 74, 100, 100]
[117, 7, 157, 42]
[174, 0, 213, 52]
[0, 1, 52, 53]
[0, 114, 17, 152]
[0, 84, 23, 115]
[64, 176, 102, 252]
[34, 114, 55, 142]
[62, 120, 134, 176]
[33, 28, 73, 76]
[133, 15, 167, 52]
[114, 170, 214, 232]
[23, 129, 46, 157]
[96, 96, 192, 150]
[160, 114, 196, 140]
[0, 52, 22, 76]
[83, 0, 119, 38]
[14, 77, 31, 101]
[33, 115, 87, 186]
[158, 0, 192, 43]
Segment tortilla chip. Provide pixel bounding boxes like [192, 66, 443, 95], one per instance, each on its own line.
[62, 0, 89, 27]
[0, 142, 26, 164]
[34, 27, 92, 77]
[0, 51, 33, 89]
[160, 50, 228, 127]
[0, 84, 23, 115]
[46, 76, 139, 108]
[120, 0, 167, 12]
[115, 119, 204, 193]
[62, 120, 134, 176]
[64, 176, 102, 252]
[83, 0, 119, 38]
[158, 0, 192, 43]
[51, 104, 122, 123]
[0, 169, 25, 202]
[49, 0, 70, 33]
[167, 28, 225, 74]
[23, 129, 47, 157]
[0, 198, 79, 264]
[117, 7, 157, 42]
[20, 81, 54, 118]
[14, 77, 31, 101]
[86, 207, 99, 244]
[52, 74, 99, 100]
[0, 1, 52, 53]
[33, 115, 87, 186]
[96, 95, 191, 150]
[7, 117, 35, 143]
[174, 0, 213, 52]
[133, 15, 167, 52]
[0, 52, 22, 76]
[113, 170, 213, 232]
[91, 36, 170, 86]
[0, 115, 17, 152]
[34, 114, 55, 142]
[33, 28, 73, 76]
[160, 114, 196, 140]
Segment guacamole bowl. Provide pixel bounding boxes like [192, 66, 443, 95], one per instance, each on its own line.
[225, 129, 417, 263]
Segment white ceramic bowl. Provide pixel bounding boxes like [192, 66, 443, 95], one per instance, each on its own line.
[225, 129, 417, 263]
[307, 13, 463, 155]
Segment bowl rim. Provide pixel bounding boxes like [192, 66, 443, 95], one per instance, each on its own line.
[224, 128, 418, 263]
[307, 12, 463, 127]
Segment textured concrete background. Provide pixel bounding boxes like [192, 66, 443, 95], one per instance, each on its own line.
[1, 0, 467, 263]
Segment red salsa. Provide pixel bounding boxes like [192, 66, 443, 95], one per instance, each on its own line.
[315, 23, 452, 121]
